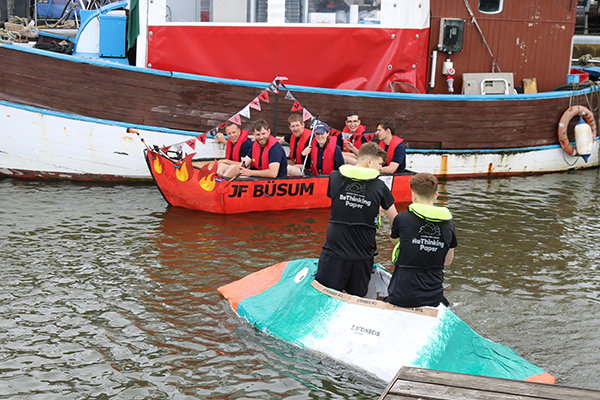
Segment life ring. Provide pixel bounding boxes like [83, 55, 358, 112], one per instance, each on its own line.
[558, 105, 597, 156]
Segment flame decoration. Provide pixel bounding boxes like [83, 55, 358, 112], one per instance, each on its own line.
[176, 161, 189, 181]
[199, 173, 216, 191]
[153, 155, 163, 174]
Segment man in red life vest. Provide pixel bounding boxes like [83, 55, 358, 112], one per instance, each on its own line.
[278, 114, 312, 176]
[215, 121, 254, 178]
[376, 117, 406, 174]
[240, 119, 288, 178]
[338, 111, 373, 165]
[301, 122, 345, 175]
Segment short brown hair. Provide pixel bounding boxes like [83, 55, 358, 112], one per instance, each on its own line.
[410, 173, 438, 199]
[288, 113, 303, 124]
[253, 119, 270, 132]
[378, 118, 396, 135]
[225, 121, 240, 129]
[358, 142, 388, 164]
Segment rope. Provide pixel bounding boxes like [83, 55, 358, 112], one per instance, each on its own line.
[463, 0, 501, 73]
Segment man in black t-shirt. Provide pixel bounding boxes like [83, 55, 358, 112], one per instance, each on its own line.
[315, 142, 398, 297]
[384, 172, 457, 308]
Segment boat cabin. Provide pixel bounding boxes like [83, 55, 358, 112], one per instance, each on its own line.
[139, 0, 577, 93]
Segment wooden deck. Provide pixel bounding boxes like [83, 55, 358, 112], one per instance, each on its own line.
[379, 367, 600, 400]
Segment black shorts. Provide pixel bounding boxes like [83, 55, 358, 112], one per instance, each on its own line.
[315, 252, 373, 297]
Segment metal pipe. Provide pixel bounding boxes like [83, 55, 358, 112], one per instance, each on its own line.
[430, 50, 438, 89]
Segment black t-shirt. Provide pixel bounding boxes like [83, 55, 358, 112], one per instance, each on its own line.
[321, 171, 395, 260]
[386, 210, 457, 307]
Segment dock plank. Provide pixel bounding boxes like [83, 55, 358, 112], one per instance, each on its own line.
[379, 367, 600, 400]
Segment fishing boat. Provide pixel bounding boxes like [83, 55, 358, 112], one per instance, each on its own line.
[0, 0, 598, 181]
[218, 258, 557, 384]
[144, 147, 413, 214]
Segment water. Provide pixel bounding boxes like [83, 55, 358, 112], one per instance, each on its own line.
[1, 169, 600, 398]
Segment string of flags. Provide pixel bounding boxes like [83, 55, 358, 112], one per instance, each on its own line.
[169, 76, 316, 158]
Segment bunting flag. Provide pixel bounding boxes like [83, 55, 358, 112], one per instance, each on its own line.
[363, 133, 375, 142]
[239, 104, 251, 119]
[302, 108, 312, 121]
[185, 138, 196, 151]
[249, 97, 261, 111]
[229, 113, 242, 125]
[267, 82, 278, 93]
[285, 90, 295, 101]
[161, 145, 171, 153]
[198, 133, 208, 144]
[219, 121, 227, 128]
[331, 128, 342, 137]
[291, 101, 303, 112]
[258, 90, 269, 103]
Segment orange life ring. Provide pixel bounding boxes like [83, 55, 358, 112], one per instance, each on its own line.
[557, 105, 597, 156]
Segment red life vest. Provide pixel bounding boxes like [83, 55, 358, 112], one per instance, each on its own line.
[225, 129, 249, 162]
[289, 128, 312, 164]
[342, 124, 370, 151]
[379, 135, 404, 167]
[251, 136, 279, 170]
[310, 137, 337, 175]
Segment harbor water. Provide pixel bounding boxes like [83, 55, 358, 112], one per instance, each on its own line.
[1, 169, 600, 398]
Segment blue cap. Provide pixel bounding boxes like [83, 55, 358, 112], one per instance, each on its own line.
[314, 122, 330, 134]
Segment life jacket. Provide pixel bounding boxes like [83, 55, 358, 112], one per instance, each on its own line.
[251, 136, 279, 170]
[392, 203, 453, 264]
[379, 135, 404, 167]
[225, 129, 249, 162]
[289, 128, 312, 164]
[343, 124, 367, 150]
[309, 137, 337, 175]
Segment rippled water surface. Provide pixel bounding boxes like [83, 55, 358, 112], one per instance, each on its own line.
[1, 169, 600, 398]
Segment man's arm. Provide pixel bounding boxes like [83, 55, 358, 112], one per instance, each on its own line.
[444, 248, 455, 266]
[384, 204, 398, 224]
[278, 137, 287, 145]
[239, 162, 280, 178]
[216, 132, 227, 145]
[381, 162, 399, 174]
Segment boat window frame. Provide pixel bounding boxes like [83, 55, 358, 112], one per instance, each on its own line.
[478, 0, 504, 14]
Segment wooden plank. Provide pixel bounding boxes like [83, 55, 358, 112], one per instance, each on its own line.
[379, 368, 600, 400]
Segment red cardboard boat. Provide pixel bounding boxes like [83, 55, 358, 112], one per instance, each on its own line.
[144, 149, 413, 214]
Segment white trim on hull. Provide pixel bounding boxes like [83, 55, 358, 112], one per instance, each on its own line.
[0, 100, 225, 181]
[407, 140, 600, 178]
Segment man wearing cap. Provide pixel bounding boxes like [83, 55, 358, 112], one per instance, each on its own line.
[240, 119, 288, 178]
[279, 113, 313, 176]
[315, 142, 398, 297]
[301, 122, 345, 175]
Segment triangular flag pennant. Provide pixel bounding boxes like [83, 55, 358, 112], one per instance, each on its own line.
[185, 138, 196, 150]
[267, 82, 278, 93]
[331, 129, 342, 137]
[229, 113, 242, 125]
[198, 133, 207, 144]
[291, 101, 303, 112]
[302, 108, 312, 121]
[219, 121, 227, 128]
[250, 97, 261, 111]
[285, 90, 295, 101]
[258, 90, 269, 103]
[239, 104, 251, 119]
[363, 133, 375, 142]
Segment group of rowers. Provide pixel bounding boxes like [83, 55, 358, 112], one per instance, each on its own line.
[214, 111, 406, 179]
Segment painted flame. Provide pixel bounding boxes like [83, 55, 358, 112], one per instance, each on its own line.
[153, 156, 163, 174]
[176, 162, 189, 182]
[199, 173, 216, 191]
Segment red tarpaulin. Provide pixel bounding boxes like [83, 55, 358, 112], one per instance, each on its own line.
[147, 25, 430, 93]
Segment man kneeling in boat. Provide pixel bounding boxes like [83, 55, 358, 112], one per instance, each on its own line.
[376, 118, 406, 174]
[315, 142, 398, 297]
[215, 121, 254, 178]
[384, 173, 457, 308]
[239, 119, 288, 178]
[279, 113, 312, 176]
[301, 122, 345, 175]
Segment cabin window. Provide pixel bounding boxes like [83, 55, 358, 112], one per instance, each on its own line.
[478, 0, 503, 14]
[249, 0, 381, 24]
